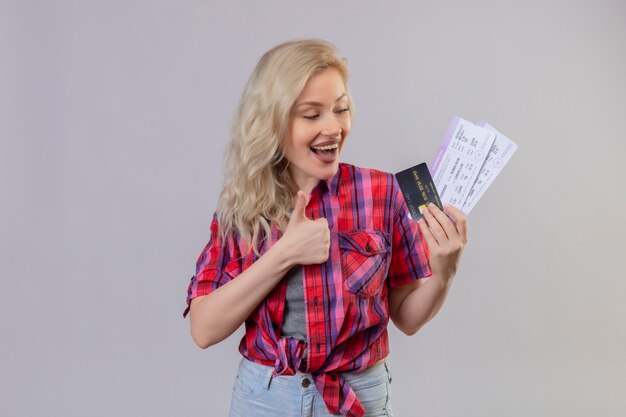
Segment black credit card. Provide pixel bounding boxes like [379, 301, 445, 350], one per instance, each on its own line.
[395, 162, 444, 221]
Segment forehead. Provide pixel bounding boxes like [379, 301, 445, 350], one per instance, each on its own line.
[296, 68, 347, 104]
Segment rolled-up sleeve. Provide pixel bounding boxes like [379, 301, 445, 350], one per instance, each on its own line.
[183, 212, 242, 318]
[386, 176, 432, 287]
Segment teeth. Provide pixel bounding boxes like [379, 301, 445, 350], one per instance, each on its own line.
[311, 143, 338, 151]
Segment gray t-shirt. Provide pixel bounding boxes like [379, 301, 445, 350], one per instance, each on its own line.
[282, 264, 308, 359]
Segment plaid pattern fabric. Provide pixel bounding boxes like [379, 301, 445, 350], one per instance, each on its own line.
[183, 162, 431, 416]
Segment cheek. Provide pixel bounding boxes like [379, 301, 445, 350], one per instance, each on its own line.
[342, 118, 352, 133]
[284, 140, 308, 163]
[292, 125, 315, 149]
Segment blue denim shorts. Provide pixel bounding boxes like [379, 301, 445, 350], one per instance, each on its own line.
[229, 357, 394, 417]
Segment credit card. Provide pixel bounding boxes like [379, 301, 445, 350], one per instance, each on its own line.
[395, 162, 444, 221]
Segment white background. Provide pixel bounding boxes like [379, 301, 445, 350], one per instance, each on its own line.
[1, 1, 625, 416]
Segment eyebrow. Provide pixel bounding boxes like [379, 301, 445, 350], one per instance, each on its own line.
[296, 93, 348, 108]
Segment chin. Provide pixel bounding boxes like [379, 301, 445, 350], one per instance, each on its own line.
[316, 162, 339, 179]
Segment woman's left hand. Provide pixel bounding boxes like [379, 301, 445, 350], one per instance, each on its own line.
[419, 203, 468, 284]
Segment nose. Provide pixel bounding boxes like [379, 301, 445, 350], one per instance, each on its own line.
[321, 116, 343, 138]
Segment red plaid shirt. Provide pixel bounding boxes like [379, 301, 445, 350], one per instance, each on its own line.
[183, 162, 431, 416]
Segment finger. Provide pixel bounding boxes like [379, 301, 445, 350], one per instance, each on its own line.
[289, 191, 310, 223]
[427, 203, 459, 240]
[421, 205, 447, 244]
[315, 216, 329, 227]
[443, 204, 468, 243]
[417, 218, 437, 251]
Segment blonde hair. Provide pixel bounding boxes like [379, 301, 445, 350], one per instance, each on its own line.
[215, 39, 355, 258]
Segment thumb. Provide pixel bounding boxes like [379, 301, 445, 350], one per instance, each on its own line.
[289, 190, 310, 223]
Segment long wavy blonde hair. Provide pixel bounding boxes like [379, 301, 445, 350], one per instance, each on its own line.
[216, 39, 355, 258]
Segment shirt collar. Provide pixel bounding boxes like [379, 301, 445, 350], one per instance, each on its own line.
[308, 163, 342, 197]
[323, 163, 342, 196]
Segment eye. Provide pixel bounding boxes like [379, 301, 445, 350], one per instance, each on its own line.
[335, 107, 350, 114]
[303, 114, 319, 120]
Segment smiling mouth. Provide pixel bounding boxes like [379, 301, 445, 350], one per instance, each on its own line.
[310, 143, 339, 154]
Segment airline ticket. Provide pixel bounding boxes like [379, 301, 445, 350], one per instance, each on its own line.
[461, 121, 518, 214]
[431, 117, 496, 212]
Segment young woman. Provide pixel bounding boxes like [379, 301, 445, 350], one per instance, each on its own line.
[183, 39, 468, 417]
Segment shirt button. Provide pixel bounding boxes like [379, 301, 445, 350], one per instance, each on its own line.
[302, 378, 311, 388]
[331, 375, 337, 381]
[366, 244, 372, 251]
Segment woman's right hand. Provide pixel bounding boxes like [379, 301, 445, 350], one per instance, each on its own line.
[189, 189, 324, 349]
[280, 190, 330, 266]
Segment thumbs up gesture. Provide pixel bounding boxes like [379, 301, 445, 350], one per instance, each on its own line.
[280, 190, 330, 265]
